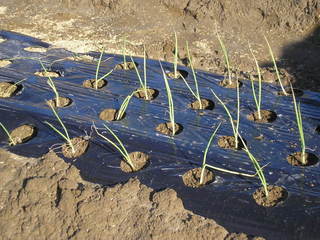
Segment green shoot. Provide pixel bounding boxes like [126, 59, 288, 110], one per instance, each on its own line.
[264, 35, 288, 96]
[290, 83, 306, 164]
[130, 46, 149, 100]
[45, 104, 75, 154]
[116, 90, 138, 120]
[93, 123, 135, 170]
[239, 134, 269, 198]
[159, 61, 175, 136]
[174, 31, 179, 78]
[180, 41, 202, 109]
[211, 83, 240, 149]
[217, 32, 232, 85]
[0, 122, 15, 145]
[249, 44, 262, 120]
[95, 49, 114, 90]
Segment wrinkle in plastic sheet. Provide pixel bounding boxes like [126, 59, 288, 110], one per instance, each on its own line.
[0, 30, 320, 239]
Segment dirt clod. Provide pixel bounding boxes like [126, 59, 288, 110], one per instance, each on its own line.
[287, 152, 318, 166]
[0, 82, 18, 98]
[10, 124, 36, 145]
[115, 61, 136, 70]
[182, 167, 214, 188]
[24, 46, 47, 52]
[156, 122, 182, 136]
[62, 137, 89, 158]
[247, 110, 277, 123]
[188, 98, 214, 110]
[219, 80, 243, 89]
[277, 88, 304, 97]
[253, 185, 288, 207]
[47, 97, 72, 108]
[83, 79, 107, 89]
[0, 60, 11, 67]
[99, 108, 123, 121]
[217, 136, 244, 150]
[134, 88, 158, 100]
[35, 71, 60, 78]
[120, 151, 150, 173]
[166, 69, 188, 79]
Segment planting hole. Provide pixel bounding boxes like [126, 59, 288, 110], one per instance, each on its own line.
[99, 108, 125, 121]
[278, 87, 304, 97]
[217, 136, 245, 150]
[0, 81, 22, 98]
[115, 61, 137, 70]
[120, 152, 150, 173]
[287, 152, 318, 167]
[62, 137, 89, 158]
[9, 124, 37, 145]
[34, 71, 60, 78]
[182, 168, 214, 188]
[24, 46, 47, 53]
[0, 60, 11, 68]
[134, 88, 158, 100]
[219, 80, 243, 89]
[316, 125, 320, 134]
[83, 79, 107, 89]
[156, 122, 183, 136]
[166, 69, 188, 80]
[247, 110, 277, 123]
[47, 97, 72, 108]
[253, 185, 288, 207]
[188, 99, 214, 110]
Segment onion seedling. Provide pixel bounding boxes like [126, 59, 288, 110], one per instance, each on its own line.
[249, 44, 262, 120]
[173, 31, 179, 78]
[211, 81, 240, 149]
[291, 83, 306, 164]
[122, 38, 128, 70]
[116, 90, 138, 120]
[0, 122, 15, 145]
[264, 35, 288, 96]
[217, 32, 232, 85]
[159, 61, 176, 136]
[94, 49, 114, 90]
[180, 41, 202, 109]
[44, 104, 75, 154]
[93, 124, 135, 170]
[130, 46, 150, 100]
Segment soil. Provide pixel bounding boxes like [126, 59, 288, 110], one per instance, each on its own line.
[47, 96, 72, 108]
[0, 149, 264, 240]
[0, 59, 11, 67]
[225, 233, 265, 240]
[287, 152, 319, 167]
[219, 80, 243, 89]
[167, 69, 189, 79]
[188, 98, 214, 110]
[82, 79, 107, 89]
[218, 136, 244, 150]
[99, 108, 123, 121]
[134, 87, 158, 100]
[247, 110, 277, 123]
[115, 61, 136, 70]
[277, 87, 304, 97]
[182, 167, 215, 188]
[9, 124, 36, 145]
[23, 46, 47, 53]
[252, 185, 288, 208]
[67, 54, 94, 62]
[156, 122, 182, 136]
[0, 82, 17, 98]
[120, 151, 150, 173]
[34, 71, 60, 78]
[61, 137, 89, 158]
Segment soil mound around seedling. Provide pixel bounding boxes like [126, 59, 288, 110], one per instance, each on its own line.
[47, 97, 72, 108]
[10, 125, 36, 145]
[277, 88, 304, 97]
[188, 99, 214, 110]
[217, 136, 244, 150]
[182, 167, 214, 188]
[219, 80, 243, 89]
[0, 60, 11, 67]
[83, 79, 107, 89]
[24, 46, 47, 53]
[115, 61, 136, 70]
[253, 185, 288, 207]
[34, 71, 60, 78]
[62, 137, 89, 158]
[247, 110, 277, 123]
[120, 151, 150, 173]
[287, 152, 318, 166]
[0, 82, 18, 98]
[134, 88, 158, 100]
[166, 69, 188, 79]
[156, 122, 183, 136]
[99, 108, 124, 121]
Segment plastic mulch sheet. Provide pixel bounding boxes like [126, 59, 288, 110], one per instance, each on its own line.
[1, 30, 320, 239]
